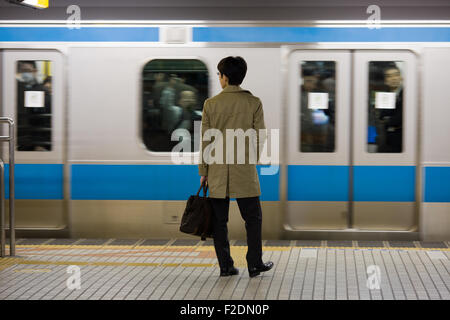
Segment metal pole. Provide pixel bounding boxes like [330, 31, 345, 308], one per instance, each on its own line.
[0, 160, 4, 258]
[0, 118, 15, 257]
[8, 119, 15, 256]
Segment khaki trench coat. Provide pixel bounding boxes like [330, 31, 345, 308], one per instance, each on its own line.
[198, 85, 266, 198]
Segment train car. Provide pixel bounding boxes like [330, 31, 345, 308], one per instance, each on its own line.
[0, 14, 449, 241]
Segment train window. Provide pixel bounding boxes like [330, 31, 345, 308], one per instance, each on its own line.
[367, 61, 404, 153]
[142, 59, 209, 152]
[16, 60, 52, 151]
[299, 61, 336, 152]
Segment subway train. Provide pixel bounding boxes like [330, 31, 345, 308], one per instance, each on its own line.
[0, 19, 449, 241]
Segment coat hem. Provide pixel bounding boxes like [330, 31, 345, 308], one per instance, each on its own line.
[209, 192, 261, 199]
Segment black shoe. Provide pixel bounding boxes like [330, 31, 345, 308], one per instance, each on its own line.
[248, 261, 274, 278]
[220, 266, 239, 277]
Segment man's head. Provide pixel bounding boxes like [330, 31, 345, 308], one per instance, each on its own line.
[154, 73, 165, 82]
[168, 74, 178, 86]
[384, 65, 402, 91]
[18, 61, 37, 84]
[18, 61, 36, 73]
[302, 65, 319, 92]
[178, 90, 196, 109]
[217, 56, 247, 89]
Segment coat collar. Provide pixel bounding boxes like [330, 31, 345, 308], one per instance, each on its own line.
[221, 85, 250, 94]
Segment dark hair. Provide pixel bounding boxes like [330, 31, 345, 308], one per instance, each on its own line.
[384, 64, 400, 75]
[18, 60, 36, 72]
[217, 56, 247, 85]
[302, 64, 319, 77]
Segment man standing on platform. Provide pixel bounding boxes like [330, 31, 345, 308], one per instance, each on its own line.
[198, 56, 274, 278]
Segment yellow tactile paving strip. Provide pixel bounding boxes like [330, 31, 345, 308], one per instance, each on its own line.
[293, 246, 450, 251]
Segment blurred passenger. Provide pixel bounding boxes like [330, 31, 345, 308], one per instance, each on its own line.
[160, 75, 177, 108]
[16, 61, 39, 88]
[160, 74, 200, 134]
[160, 75, 178, 133]
[43, 76, 52, 95]
[177, 90, 197, 131]
[16, 61, 51, 151]
[378, 65, 403, 153]
[39, 76, 52, 116]
[321, 76, 336, 152]
[141, 60, 208, 152]
[300, 64, 331, 152]
[151, 72, 167, 111]
[368, 62, 386, 152]
[173, 76, 198, 106]
[32, 76, 52, 151]
[162, 90, 197, 135]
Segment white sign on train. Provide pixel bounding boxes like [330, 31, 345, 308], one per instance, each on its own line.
[24, 91, 45, 108]
[308, 92, 329, 109]
[375, 92, 396, 109]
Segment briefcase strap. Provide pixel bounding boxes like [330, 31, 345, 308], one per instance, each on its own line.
[196, 182, 209, 197]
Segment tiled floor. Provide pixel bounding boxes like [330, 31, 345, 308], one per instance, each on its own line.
[0, 239, 449, 300]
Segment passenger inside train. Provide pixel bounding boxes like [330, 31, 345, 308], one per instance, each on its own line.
[142, 60, 208, 152]
[368, 62, 404, 153]
[16, 60, 52, 151]
[300, 61, 336, 152]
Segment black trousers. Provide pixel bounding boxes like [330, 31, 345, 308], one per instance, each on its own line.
[209, 196, 263, 270]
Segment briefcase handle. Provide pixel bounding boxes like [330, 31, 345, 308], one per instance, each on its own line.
[196, 181, 208, 197]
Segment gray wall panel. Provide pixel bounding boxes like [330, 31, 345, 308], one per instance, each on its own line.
[423, 48, 450, 164]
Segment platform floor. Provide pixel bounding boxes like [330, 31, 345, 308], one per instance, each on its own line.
[0, 239, 449, 300]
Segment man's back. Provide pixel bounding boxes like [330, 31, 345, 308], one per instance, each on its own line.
[199, 85, 266, 198]
[205, 85, 261, 130]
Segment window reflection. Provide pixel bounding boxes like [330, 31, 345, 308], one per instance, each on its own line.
[368, 62, 404, 153]
[142, 59, 208, 152]
[16, 60, 52, 151]
[300, 61, 336, 152]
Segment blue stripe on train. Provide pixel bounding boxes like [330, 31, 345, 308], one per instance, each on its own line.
[353, 166, 415, 202]
[288, 165, 349, 201]
[0, 27, 159, 42]
[4, 164, 63, 200]
[4, 164, 447, 202]
[71, 164, 279, 201]
[287, 165, 416, 202]
[193, 27, 450, 42]
[424, 167, 450, 202]
[0, 27, 449, 42]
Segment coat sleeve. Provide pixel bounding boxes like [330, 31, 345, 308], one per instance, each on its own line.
[198, 100, 210, 176]
[253, 99, 267, 163]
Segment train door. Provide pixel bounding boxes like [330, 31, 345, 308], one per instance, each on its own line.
[285, 49, 418, 231]
[1, 50, 67, 235]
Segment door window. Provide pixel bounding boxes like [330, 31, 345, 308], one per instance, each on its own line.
[16, 60, 52, 151]
[367, 61, 404, 153]
[141, 59, 209, 152]
[299, 61, 336, 153]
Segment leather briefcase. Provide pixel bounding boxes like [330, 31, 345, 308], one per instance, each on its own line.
[179, 182, 213, 240]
